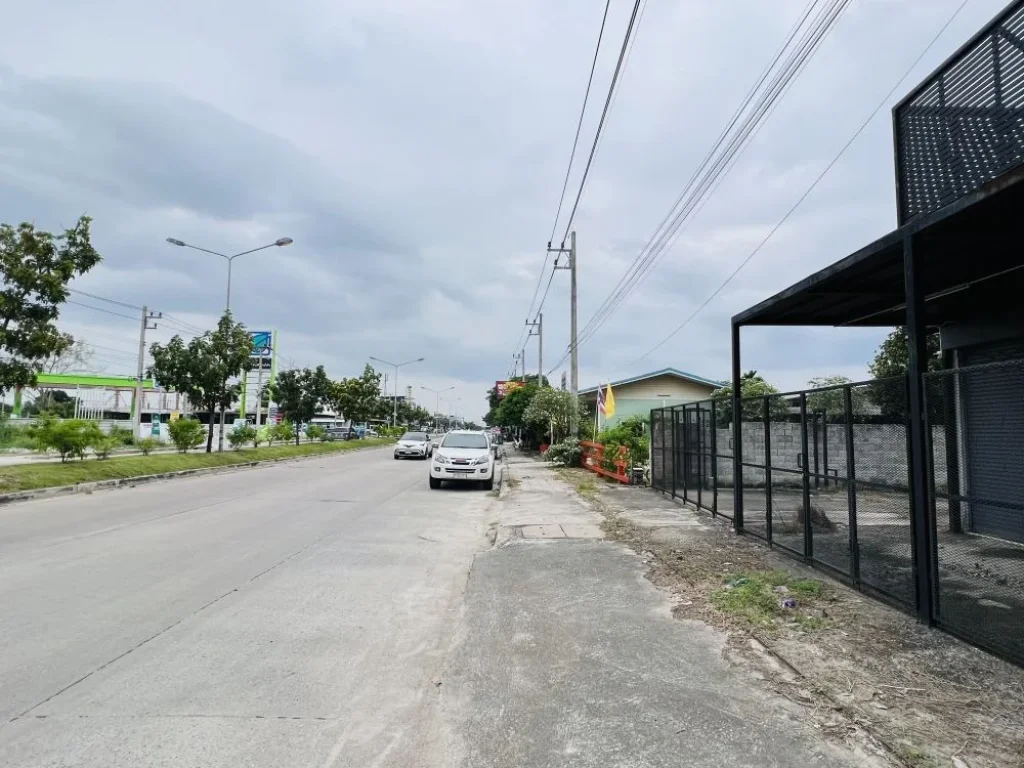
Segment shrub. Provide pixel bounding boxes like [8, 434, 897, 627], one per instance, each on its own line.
[137, 437, 158, 455]
[108, 424, 135, 446]
[30, 417, 102, 462]
[168, 418, 206, 453]
[306, 424, 327, 442]
[254, 425, 270, 448]
[545, 437, 582, 467]
[228, 425, 256, 451]
[597, 415, 649, 469]
[92, 435, 119, 459]
[272, 421, 295, 444]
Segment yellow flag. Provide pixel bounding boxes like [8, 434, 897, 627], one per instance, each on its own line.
[604, 383, 616, 418]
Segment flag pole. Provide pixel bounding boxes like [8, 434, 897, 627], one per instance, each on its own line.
[595, 382, 601, 437]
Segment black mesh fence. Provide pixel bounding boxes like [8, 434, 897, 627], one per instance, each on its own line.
[923, 360, 1024, 664]
[651, 371, 1024, 667]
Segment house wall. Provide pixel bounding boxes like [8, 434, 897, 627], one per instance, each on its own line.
[585, 375, 718, 428]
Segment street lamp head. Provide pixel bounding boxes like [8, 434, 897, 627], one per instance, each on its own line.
[275, 237, 293, 247]
[166, 238, 186, 247]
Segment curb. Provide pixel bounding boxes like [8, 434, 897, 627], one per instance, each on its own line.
[0, 443, 390, 507]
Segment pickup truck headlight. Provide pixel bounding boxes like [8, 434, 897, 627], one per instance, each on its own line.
[433, 454, 449, 464]
[471, 455, 490, 465]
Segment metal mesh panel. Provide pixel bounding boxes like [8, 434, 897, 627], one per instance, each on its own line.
[807, 386, 852, 576]
[853, 377, 916, 608]
[650, 409, 667, 491]
[895, 1, 1024, 222]
[925, 359, 1024, 665]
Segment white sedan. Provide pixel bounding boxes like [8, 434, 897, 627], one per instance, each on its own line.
[428, 430, 494, 490]
[394, 431, 433, 460]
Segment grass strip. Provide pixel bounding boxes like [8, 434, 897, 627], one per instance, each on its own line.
[0, 438, 393, 494]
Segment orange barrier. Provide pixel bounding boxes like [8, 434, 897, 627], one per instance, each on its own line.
[580, 441, 630, 484]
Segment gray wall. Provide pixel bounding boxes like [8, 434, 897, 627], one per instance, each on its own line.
[677, 423, 946, 489]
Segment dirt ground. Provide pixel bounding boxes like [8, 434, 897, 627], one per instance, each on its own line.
[554, 467, 1024, 768]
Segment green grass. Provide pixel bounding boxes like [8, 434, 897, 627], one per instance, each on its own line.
[710, 569, 828, 631]
[0, 438, 393, 494]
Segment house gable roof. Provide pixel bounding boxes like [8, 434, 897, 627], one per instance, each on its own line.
[579, 367, 724, 395]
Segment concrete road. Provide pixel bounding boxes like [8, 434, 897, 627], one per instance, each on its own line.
[0, 447, 495, 767]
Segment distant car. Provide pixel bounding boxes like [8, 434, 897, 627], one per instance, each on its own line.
[325, 426, 359, 441]
[429, 430, 494, 490]
[394, 431, 432, 460]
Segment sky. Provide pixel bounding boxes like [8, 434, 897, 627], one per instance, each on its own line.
[0, 0, 1011, 421]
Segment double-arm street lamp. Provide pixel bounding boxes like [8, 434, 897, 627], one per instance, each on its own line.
[166, 236, 293, 312]
[369, 356, 425, 427]
[421, 385, 455, 433]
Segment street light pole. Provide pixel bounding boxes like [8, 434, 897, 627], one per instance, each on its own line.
[369, 356, 424, 427]
[421, 385, 454, 433]
[166, 236, 293, 313]
[165, 235, 293, 451]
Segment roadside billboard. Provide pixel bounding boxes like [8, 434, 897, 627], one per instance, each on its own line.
[495, 380, 525, 399]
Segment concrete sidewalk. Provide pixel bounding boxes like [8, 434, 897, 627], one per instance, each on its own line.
[442, 454, 889, 767]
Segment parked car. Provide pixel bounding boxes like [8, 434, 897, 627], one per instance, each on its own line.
[428, 430, 494, 490]
[394, 431, 432, 460]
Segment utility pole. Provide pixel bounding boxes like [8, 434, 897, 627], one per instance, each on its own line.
[526, 313, 543, 384]
[569, 231, 578, 417]
[134, 306, 161, 441]
[548, 231, 578, 433]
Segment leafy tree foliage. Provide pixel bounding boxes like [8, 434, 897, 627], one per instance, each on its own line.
[712, 371, 788, 426]
[29, 416, 103, 462]
[270, 366, 330, 445]
[328, 364, 384, 424]
[868, 328, 941, 419]
[522, 388, 584, 444]
[0, 216, 101, 395]
[149, 311, 252, 453]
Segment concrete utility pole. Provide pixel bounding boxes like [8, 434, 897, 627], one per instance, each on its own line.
[547, 231, 578, 433]
[569, 231, 578, 416]
[526, 313, 543, 384]
[134, 306, 161, 440]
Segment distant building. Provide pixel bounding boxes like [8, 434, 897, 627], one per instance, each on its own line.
[580, 368, 722, 428]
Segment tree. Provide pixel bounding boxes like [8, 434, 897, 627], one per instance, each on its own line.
[25, 389, 77, 418]
[329, 365, 383, 425]
[0, 216, 101, 396]
[29, 416, 103, 462]
[805, 374, 869, 417]
[522, 388, 584, 444]
[712, 371, 789, 426]
[868, 327, 941, 419]
[494, 382, 539, 435]
[270, 366, 330, 445]
[484, 374, 548, 426]
[149, 311, 252, 453]
[37, 338, 94, 374]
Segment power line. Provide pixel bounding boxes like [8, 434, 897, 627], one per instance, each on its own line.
[545, 0, 851, 375]
[634, 0, 975, 363]
[574, 0, 848, 351]
[560, 0, 645, 244]
[68, 289, 143, 312]
[549, 0, 614, 245]
[159, 313, 206, 335]
[65, 300, 137, 321]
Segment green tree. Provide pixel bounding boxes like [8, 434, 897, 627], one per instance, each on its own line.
[494, 382, 539, 436]
[167, 418, 205, 452]
[805, 374, 871, 418]
[712, 371, 789, 426]
[329, 364, 383, 425]
[522, 388, 584, 444]
[228, 425, 256, 450]
[150, 311, 252, 453]
[270, 366, 330, 445]
[868, 328, 941, 419]
[0, 217, 101, 396]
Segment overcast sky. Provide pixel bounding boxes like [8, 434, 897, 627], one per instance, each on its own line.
[0, 0, 1009, 420]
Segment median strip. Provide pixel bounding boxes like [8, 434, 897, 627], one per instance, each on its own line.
[0, 438, 393, 502]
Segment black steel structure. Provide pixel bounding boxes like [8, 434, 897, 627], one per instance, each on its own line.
[654, 0, 1024, 667]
